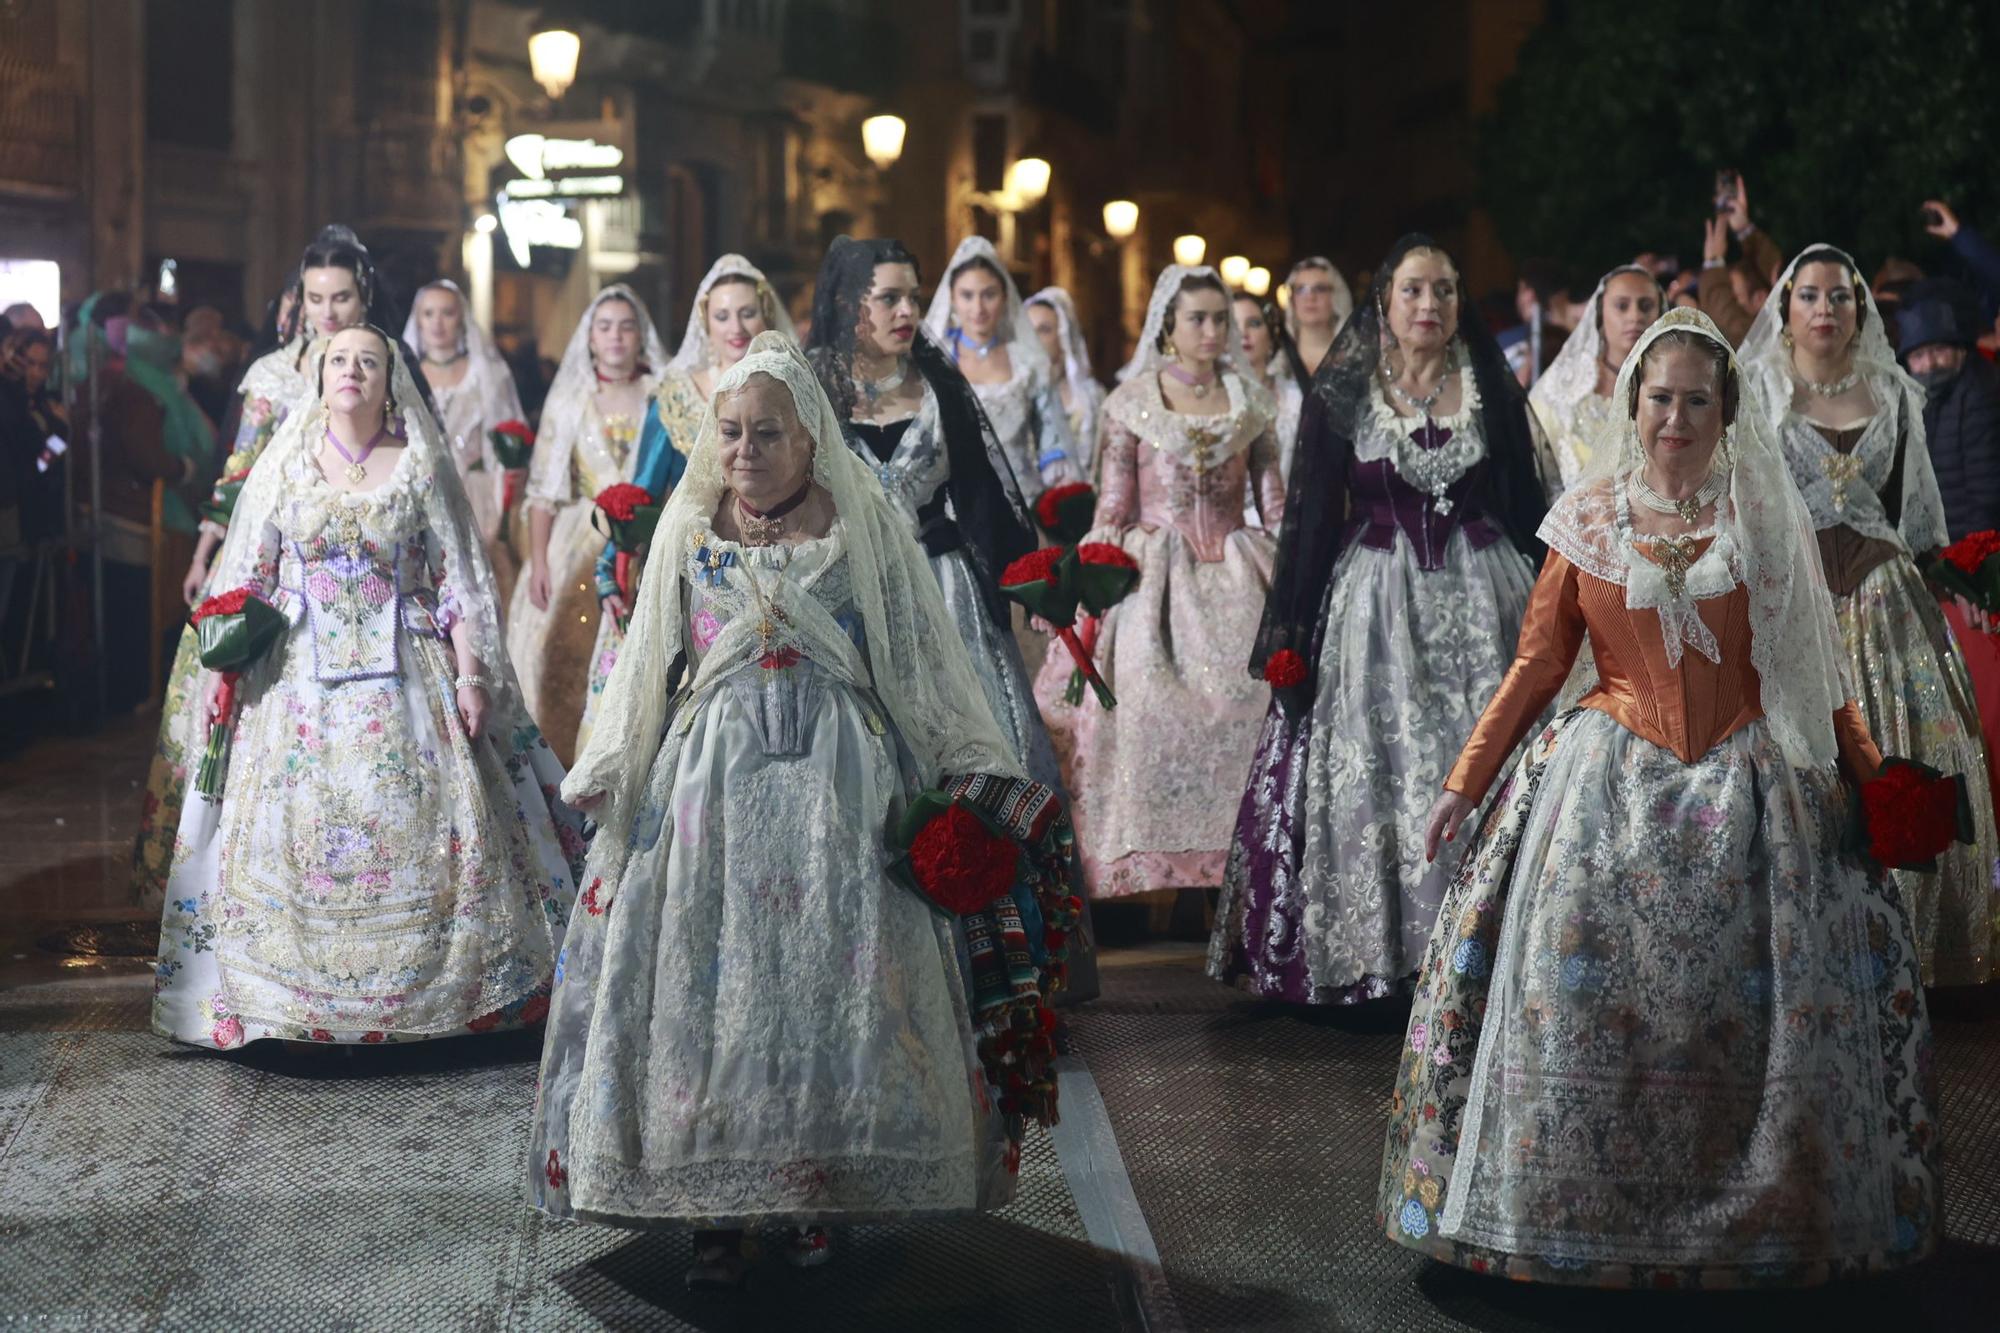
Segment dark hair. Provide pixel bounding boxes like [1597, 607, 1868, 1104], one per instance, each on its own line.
[1155, 271, 1229, 351]
[315, 323, 397, 397]
[1516, 258, 1572, 307]
[1627, 327, 1739, 426]
[1593, 265, 1665, 340]
[948, 254, 1007, 291]
[1781, 246, 1869, 333]
[89, 292, 134, 328]
[1233, 291, 1290, 356]
[298, 224, 377, 314]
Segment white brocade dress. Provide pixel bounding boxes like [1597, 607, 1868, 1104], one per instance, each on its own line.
[529, 526, 1010, 1226]
[968, 354, 1082, 502]
[1036, 370, 1284, 897]
[1294, 371, 1536, 996]
[153, 448, 585, 1049]
[428, 355, 527, 602]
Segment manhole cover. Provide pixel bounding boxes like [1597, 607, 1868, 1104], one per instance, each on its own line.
[36, 921, 160, 957]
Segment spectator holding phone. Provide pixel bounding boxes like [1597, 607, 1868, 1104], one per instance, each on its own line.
[1700, 171, 1784, 345]
[1923, 200, 2000, 322]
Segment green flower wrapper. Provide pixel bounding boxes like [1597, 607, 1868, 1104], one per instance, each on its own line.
[192, 595, 288, 797]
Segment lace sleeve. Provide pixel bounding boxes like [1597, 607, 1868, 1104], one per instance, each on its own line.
[1249, 423, 1286, 529]
[423, 513, 468, 637]
[1094, 418, 1140, 527]
[243, 519, 281, 599]
[525, 415, 577, 512]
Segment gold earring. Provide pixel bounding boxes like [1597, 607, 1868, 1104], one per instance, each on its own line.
[1780, 328, 1793, 351]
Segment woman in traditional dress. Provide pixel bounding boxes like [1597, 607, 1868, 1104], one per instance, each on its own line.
[1739, 245, 1999, 985]
[1209, 234, 1548, 1005]
[923, 236, 1082, 501]
[1034, 264, 1284, 900]
[1529, 265, 1664, 492]
[575, 256, 792, 753]
[152, 325, 585, 1049]
[132, 225, 374, 909]
[403, 280, 528, 607]
[1280, 256, 1353, 389]
[507, 284, 670, 765]
[536, 333, 1068, 1283]
[1383, 308, 1939, 1286]
[1025, 285, 1106, 478]
[1235, 290, 1306, 481]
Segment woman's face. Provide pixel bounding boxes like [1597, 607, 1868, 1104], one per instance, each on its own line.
[1599, 271, 1661, 369]
[413, 287, 465, 358]
[859, 262, 921, 361]
[1288, 264, 1340, 330]
[1168, 286, 1229, 367]
[590, 296, 641, 374]
[1635, 342, 1725, 477]
[302, 265, 364, 338]
[1027, 303, 1063, 365]
[321, 327, 391, 422]
[1384, 251, 1459, 353]
[22, 340, 51, 394]
[717, 374, 812, 507]
[1234, 296, 1273, 369]
[950, 263, 1006, 342]
[1786, 260, 1860, 360]
[704, 279, 767, 370]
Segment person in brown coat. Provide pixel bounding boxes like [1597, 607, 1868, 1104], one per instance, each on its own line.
[1698, 174, 1784, 347]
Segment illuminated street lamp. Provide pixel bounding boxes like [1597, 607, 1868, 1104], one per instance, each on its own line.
[1172, 234, 1207, 267]
[528, 23, 581, 99]
[474, 213, 498, 234]
[1219, 254, 1250, 287]
[1102, 200, 1139, 240]
[862, 115, 907, 170]
[1243, 265, 1271, 296]
[1006, 157, 1051, 207]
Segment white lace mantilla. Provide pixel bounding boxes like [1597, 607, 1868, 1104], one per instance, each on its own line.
[1101, 369, 1274, 473]
[1776, 382, 1945, 554]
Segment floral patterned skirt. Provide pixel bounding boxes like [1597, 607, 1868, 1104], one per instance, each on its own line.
[152, 626, 585, 1048]
[1837, 556, 2000, 985]
[1379, 708, 1941, 1288]
[131, 621, 206, 911]
[1208, 531, 1533, 1003]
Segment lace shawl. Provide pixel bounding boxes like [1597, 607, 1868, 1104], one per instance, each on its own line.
[1100, 366, 1275, 471]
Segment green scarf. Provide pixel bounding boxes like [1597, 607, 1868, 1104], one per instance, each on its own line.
[72, 295, 213, 534]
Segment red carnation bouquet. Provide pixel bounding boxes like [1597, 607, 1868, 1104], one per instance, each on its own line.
[1000, 543, 1140, 708]
[889, 792, 1023, 916]
[1034, 482, 1098, 544]
[1925, 530, 2000, 631]
[1857, 757, 1973, 870]
[190, 588, 287, 796]
[488, 420, 535, 511]
[590, 483, 664, 623]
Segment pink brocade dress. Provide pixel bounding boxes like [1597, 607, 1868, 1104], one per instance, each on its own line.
[1034, 371, 1285, 897]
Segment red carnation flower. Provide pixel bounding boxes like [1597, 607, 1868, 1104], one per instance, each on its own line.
[545, 1150, 568, 1190]
[908, 803, 1019, 915]
[594, 483, 655, 523]
[1076, 542, 1138, 571]
[1264, 648, 1308, 689]
[1002, 546, 1068, 587]
[493, 419, 535, 444]
[1943, 529, 2000, 577]
[192, 587, 256, 621]
[1036, 481, 1095, 529]
[1861, 763, 1963, 868]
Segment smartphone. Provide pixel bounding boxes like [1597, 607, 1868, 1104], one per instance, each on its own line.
[1714, 168, 1740, 214]
[1923, 206, 1944, 227]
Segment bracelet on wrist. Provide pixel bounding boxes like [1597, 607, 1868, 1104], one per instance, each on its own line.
[1702, 257, 1726, 270]
[455, 673, 492, 695]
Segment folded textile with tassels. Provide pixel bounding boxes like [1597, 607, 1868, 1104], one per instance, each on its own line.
[889, 772, 1082, 1153]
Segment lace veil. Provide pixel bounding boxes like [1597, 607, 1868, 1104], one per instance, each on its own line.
[531, 284, 669, 503]
[400, 279, 523, 424]
[560, 331, 1025, 869]
[208, 326, 525, 727]
[923, 236, 1053, 379]
[1541, 308, 1849, 769]
[1026, 285, 1107, 463]
[662, 255, 795, 376]
[1738, 244, 1946, 554]
[1528, 265, 1660, 486]
[1116, 263, 1237, 383]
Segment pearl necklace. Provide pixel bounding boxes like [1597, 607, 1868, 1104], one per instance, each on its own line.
[854, 358, 909, 411]
[1796, 362, 1860, 397]
[1633, 466, 1727, 524]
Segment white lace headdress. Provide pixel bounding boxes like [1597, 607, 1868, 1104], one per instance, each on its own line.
[1540, 307, 1850, 769]
[1116, 263, 1238, 382]
[400, 279, 523, 419]
[1283, 257, 1354, 337]
[208, 327, 526, 725]
[1024, 285, 1103, 407]
[1737, 243, 1945, 553]
[535, 284, 669, 476]
[561, 331, 1025, 870]
[1529, 266, 1662, 487]
[663, 255, 796, 376]
[923, 236, 1053, 379]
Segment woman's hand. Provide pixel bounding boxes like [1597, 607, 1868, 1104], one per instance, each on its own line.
[202, 671, 228, 724]
[1423, 791, 1476, 864]
[527, 561, 551, 611]
[1923, 198, 1961, 241]
[1954, 594, 1998, 635]
[1702, 216, 1728, 266]
[570, 789, 606, 812]
[456, 683, 488, 740]
[601, 592, 628, 624]
[181, 556, 210, 607]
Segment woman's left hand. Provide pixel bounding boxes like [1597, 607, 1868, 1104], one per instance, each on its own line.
[457, 683, 488, 740]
